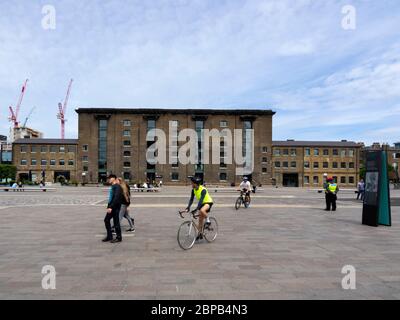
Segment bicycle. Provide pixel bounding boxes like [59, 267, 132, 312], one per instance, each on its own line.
[235, 190, 251, 210]
[177, 209, 218, 250]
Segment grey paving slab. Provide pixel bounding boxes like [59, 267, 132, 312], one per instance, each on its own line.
[0, 186, 399, 299]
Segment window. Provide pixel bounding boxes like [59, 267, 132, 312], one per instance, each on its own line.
[20, 146, 27, 153]
[349, 176, 355, 184]
[305, 148, 311, 156]
[323, 149, 329, 156]
[82, 156, 88, 162]
[333, 176, 338, 183]
[68, 160, 74, 166]
[171, 120, 179, 128]
[68, 146, 76, 153]
[341, 176, 346, 184]
[341, 162, 346, 169]
[20, 159, 27, 165]
[220, 161, 227, 168]
[341, 149, 346, 157]
[304, 176, 310, 184]
[41, 160, 47, 166]
[283, 149, 289, 156]
[82, 145, 89, 152]
[50, 146, 57, 153]
[41, 146, 48, 153]
[123, 162, 131, 168]
[332, 162, 338, 169]
[123, 130, 131, 137]
[349, 149, 354, 157]
[282, 161, 289, 168]
[59, 159, 65, 166]
[262, 167, 267, 173]
[333, 149, 338, 156]
[275, 161, 281, 168]
[31, 146, 38, 153]
[123, 151, 131, 157]
[31, 159, 37, 165]
[314, 148, 319, 156]
[172, 172, 179, 181]
[219, 172, 227, 181]
[290, 149, 297, 156]
[313, 176, 319, 184]
[262, 157, 268, 163]
[273, 149, 280, 156]
[172, 162, 179, 168]
[262, 146, 268, 153]
[291, 161, 297, 168]
[123, 172, 130, 180]
[50, 159, 56, 166]
[349, 162, 355, 169]
[313, 162, 319, 168]
[147, 119, 156, 131]
[83, 166, 88, 172]
[220, 120, 228, 128]
[323, 162, 329, 168]
[123, 120, 131, 127]
[304, 161, 310, 168]
[59, 146, 65, 153]
[123, 140, 131, 146]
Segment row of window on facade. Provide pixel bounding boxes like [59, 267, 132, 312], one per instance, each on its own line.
[122, 120, 231, 128]
[303, 176, 355, 184]
[20, 145, 76, 153]
[274, 161, 355, 169]
[273, 148, 355, 157]
[20, 159, 74, 166]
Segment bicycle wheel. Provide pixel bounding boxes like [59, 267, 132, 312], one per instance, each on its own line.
[203, 217, 218, 242]
[177, 221, 197, 250]
[244, 196, 250, 208]
[235, 197, 242, 210]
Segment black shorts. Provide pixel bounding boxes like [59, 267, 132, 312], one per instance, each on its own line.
[200, 203, 213, 213]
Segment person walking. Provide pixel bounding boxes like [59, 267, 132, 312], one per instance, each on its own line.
[117, 177, 135, 232]
[103, 174, 124, 243]
[325, 177, 339, 212]
[357, 179, 365, 201]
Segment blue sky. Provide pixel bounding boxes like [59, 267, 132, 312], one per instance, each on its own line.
[0, 0, 399, 144]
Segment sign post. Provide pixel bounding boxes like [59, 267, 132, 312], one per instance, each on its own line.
[362, 150, 391, 227]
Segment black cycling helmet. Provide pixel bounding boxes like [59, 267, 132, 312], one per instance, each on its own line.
[189, 176, 202, 185]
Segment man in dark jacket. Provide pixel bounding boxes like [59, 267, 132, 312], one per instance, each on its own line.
[103, 174, 124, 243]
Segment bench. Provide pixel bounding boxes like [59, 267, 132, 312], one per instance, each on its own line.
[130, 187, 160, 193]
[0, 187, 55, 192]
[211, 187, 264, 193]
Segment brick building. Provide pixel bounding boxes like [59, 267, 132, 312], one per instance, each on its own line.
[272, 140, 362, 188]
[75, 108, 274, 185]
[361, 142, 400, 181]
[12, 139, 78, 183]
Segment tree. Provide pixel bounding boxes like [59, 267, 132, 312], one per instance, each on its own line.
[0, 164, 17, 182]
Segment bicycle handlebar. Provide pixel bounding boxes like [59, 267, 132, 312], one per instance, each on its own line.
[178, 209, 198, 219]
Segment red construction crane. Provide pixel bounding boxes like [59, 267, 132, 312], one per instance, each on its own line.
[57, 79, 73, 139]
[8, 79, 28, 128]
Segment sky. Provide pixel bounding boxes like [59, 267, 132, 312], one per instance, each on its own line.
[0, 0, 399, 145]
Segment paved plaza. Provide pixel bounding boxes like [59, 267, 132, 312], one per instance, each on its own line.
[0, 186, 399, 300]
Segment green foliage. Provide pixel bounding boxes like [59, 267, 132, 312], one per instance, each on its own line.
[0, 164, 17, 181]
[56, 175, 66, 185]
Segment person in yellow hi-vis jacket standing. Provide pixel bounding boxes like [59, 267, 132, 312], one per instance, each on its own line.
[325, 177, 339, 212]
[184, 176, 214, 241]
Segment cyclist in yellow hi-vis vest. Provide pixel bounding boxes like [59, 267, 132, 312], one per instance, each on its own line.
[184, 176, 214, 241]
[325, 177, 339, 211]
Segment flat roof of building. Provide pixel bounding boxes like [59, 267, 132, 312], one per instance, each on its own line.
[13, 139, 78, 145]
[273, 140, 361, 147]
[75, 107, 275, 116]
